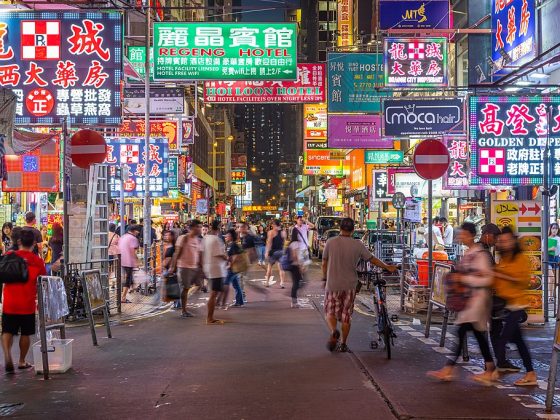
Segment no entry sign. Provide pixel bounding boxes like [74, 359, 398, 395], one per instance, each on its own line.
[413, 139, 450, 180]
[71, 130, 107, 169]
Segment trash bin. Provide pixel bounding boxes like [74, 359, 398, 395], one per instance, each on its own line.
[32, 339, 73, 374]
[416, 251, 449, 286]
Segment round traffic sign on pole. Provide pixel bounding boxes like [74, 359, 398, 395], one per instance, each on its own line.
[392, 192, 406, 209]
[70, 129, 107, 169]
[412, 139, 450, 180]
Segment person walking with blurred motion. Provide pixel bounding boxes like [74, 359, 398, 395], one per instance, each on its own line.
[255, 225, 266, 266]
[47, 223, 63, 275]
[265, 220, 286, 288]
[202, 221, 228, 324]
[22, 212, 43, 256]
[287, 228, 305, 308]
[491, 227, 537, 386]
[118, 225, 141, 304]
[427, 222, 496, 384]
[108, 223, 120, 278]
[322, 218, 397, 352]
[162, 230, 180, 308]
[219, 229, 245, 308]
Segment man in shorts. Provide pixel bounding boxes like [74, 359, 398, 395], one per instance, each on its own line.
[202, 220, 228, 325]
[171, 220, 203, 318]
[118, 224, 141, 303]
[322, 218, 397, 352]
[2, 229, 46, 372]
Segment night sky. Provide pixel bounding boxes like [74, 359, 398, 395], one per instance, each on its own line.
[239, 0, 299, 22]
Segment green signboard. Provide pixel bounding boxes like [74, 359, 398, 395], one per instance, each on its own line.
[153, 22, 298, 80]
[127, 46, 154, 81]
[364, 150, 404, 164]
[168, 156, 178, 189]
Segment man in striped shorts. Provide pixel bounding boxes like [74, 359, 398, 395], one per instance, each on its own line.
[322, 218, 397, 352]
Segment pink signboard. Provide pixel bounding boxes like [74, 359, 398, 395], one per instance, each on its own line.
[204, 63, 325, 104]
[327, 114, 392, 149]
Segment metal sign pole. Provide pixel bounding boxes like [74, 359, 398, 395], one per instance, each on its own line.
[143, 7, 152, 273]
[543, 105, 552, 322]
[37, 278, 50, 380]
[428, 180, 433, 288]
[62, 118, 70, 273]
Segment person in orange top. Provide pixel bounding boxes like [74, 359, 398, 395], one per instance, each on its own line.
[492, 227, 536, 386]
[1, 229, 47, 373]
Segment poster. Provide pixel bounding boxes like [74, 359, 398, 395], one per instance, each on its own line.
[431, 263, 451, 307]
[384, 37, 448, 87]
[123, 87, 184, 115]
[105, 137, 169, 198]
[82, 270, 105, 311]
[327, 115, 391, 149]
[153, 22, 297, 80]
[469, 96, 560, 186]
[304, 103, 327, 139]
[0, 11, 122, 125]
[204, 63, 325, 103]
[491, 200, 543, 322]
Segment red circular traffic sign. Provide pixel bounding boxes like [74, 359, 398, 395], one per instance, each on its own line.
[70, 129, 107, 169]
[413, 139, 450, 180]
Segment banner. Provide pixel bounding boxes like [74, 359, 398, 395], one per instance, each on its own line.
[379, 0, 450, 29]
[105, 137, 169, 198]
[383, 98, 464, 136]
[327, 53, 386, 113]
[153, 22, 297, 80]
[387, 167, 444, 197]
[491, 200, 543, 322]
[123, 87, 184, 115]
[337, 0, 353, 46]
[384, 37, 448, 87]
[327, 115, 391, 149]
[0, 11, 122, 125]
[469, 96, 560, 186]
[303, 149, 344, 176]
[204, 63, 325, 103]
[443, 136, 469, 190]
[304, 103, 327, 139]
[492, 0, 536, 75]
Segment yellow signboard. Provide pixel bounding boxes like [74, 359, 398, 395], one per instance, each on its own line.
[242, 205, 278, 212]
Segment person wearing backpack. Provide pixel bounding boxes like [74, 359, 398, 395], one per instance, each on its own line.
[1, 229, 46, 373]
[491, 227, 537, 386]
[427, 222, 496, 384]
[286, 228, 304, 308]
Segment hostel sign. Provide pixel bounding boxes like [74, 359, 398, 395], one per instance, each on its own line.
[384, 37, 448, 87]
[0, 11, 122, 125]
[153, 22, 297, 80]
[470, 96, 560, 186]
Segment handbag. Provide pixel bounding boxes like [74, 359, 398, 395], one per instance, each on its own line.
[163, 273, 181, 302]
[231, 251, 250, 273]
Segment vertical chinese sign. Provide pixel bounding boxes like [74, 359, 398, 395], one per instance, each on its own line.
[492, 0, 536, 75]
[337, 0, 353, 47]
[492, 201, 543, 323]
[384, 37, 448, 87]
[104, 137, 169, 198]
[127, 46, 153, 82]
[443, 136, 469, 189]
[0, 12, 122, 125]
[470, 96, 560, 186]
[153, 22, 297, 80]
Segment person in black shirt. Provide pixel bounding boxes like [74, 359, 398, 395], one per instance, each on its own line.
[22, 212, 43, 256]
[48, 223, 63, 275]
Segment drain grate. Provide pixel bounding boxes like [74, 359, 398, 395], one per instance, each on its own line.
[0, 403, 24, 417]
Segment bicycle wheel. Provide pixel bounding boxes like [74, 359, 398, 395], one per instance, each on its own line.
[383, 325, 392, 359]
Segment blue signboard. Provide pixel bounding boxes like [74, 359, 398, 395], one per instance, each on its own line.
[327, 53, 387, 113]
[0, 12, 122, 126]
[379, 0, 450, 30]
[105, 137, 169, 198]
[492, 0, 536, 75]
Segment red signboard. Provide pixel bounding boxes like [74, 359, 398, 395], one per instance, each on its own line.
[413, 139, 450, 180]
[204, 64, 325, 104]
[119, 120, 180, 150]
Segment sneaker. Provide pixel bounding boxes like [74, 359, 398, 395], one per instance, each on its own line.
[337, 343, 349, 353]
[497, 361, 521, 373]
[291, 303, 302, 308]
[181, 312, 194, 318]
[231, 303, 244, 307]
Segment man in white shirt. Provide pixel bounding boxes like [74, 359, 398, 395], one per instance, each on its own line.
[294, 216, 314, 253]
[440, 217, 454, 247]
[427, 217, 445, 250]
[201, 220, 228, 325]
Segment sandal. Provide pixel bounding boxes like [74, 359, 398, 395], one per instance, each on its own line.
[327, 330, 340, 352]
[514, 377, 538, 386]
[18, 363, 33, 370]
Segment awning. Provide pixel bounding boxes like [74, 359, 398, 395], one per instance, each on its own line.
[194, 164, 216, 189]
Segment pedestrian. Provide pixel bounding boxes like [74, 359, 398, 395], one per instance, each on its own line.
[265, 219, 286, 288]
[47, 223, 63, 275]
[170, 220, 203, 318]
[1, 229, 46, 373]
[22, 211, 43, 256]
[239, 222, 257, 264]
[1, 222, 12, 254]
[441, 217, 454, 248]
[108, 223, 120, 278]
[201, 220, 228, 324]
[255, 225, 266, 265]
[548, 223, 560, 266]
[294, 216, 314, 263]
[322, 218, 397, 352]
[491, 227, 537, 386]
[118, 224, 141, 304]
[221, 229, 244, 308]
[287, 228, 305, 308]
[202, 224, 209, 237]
[427, 222, 496, 384]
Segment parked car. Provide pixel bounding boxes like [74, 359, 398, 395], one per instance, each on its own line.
[312, 216, 343, 256]
[318, 228, 366, 258]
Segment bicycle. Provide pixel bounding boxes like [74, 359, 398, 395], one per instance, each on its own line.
[367, 269, 398, 360]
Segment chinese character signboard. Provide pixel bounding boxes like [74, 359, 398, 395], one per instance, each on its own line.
[153, 22, 297, 80]
[470, 96, 560, 186]
[372, 170, 390, 201]
[204, 63, 325, 103]
[337, 0, 353, 47]
[383, 98, 464, 136]
[118, 120, 184, 151]
[327, 53, 387, 113]
[127, 46, 153, 81]
[379, 0, 450, 29]
[365, 150, 404, 164]
[231, 168, 246, 183]
[492, 0, 536, 75]
[123, 87, 184, 115]
[105, 137, 169, 197]
[2, 140, 59, 192]
[304, 103, 327, 139]
[443, 137, 469, 190]
[0, 12, 122, 125]
[303, 150, 344, 176]
[168, 156, 178, 189]
[384, 37, 448, 87]
[327, 114, 392, 149]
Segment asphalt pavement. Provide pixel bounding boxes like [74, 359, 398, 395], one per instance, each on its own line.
[1, 263, 560, 419]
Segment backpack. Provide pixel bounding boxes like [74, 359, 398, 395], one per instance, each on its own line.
[0, 252, 29, 284]
[280, 246, 294, 271]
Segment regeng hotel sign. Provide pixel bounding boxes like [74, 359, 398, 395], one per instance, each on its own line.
[153, 22, 298, 81]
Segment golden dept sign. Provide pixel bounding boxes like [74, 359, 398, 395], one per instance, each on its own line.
[242, 205, 278, 212]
